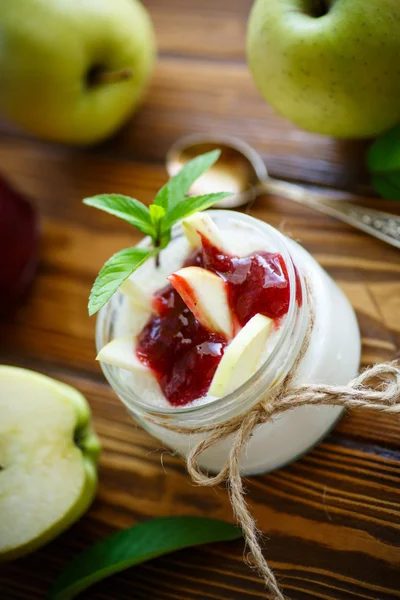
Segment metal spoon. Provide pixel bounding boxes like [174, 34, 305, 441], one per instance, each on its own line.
[166, 134, 400, 250]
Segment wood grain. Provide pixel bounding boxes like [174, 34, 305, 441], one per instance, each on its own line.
[2, 372, 400, 600]
[0, 65, 370, 192]
[1, 1, 400, 599]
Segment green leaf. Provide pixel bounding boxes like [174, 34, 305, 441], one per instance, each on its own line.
[371, 174, 400, 200]
[47, 517, 242, 600]
[83, 194, 155, 236]
[163, 192, 233, 231]
[153, 183, 169, 210]
[88, 247, 152, 316]
[368, 124, 400, 200]
[149, 204, 166, 235]
[368, 124, 400, 174]
[167, 150, 221, 213]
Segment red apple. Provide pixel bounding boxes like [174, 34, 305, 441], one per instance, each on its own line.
[0, 177, 39, 314]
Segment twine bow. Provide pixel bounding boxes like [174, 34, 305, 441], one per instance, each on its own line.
[153, 360, 400, 599]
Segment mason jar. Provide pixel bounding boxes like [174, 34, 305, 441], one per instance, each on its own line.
[96, 210, 361, 475]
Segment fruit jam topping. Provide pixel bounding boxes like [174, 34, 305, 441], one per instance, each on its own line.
[136, 239, 301, 406]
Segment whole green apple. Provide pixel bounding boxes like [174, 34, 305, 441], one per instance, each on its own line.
[0, 366, 101, 560]
[0, 0, 155, 145]
[247, 0, 400, 138]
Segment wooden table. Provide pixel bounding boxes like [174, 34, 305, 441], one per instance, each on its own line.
[1, 1, 400, 598]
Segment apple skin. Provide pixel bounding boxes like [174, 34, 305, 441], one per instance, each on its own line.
[0, 367, 101, 561]
[0, 0, 155, 145]
[247, 0, 400, 138]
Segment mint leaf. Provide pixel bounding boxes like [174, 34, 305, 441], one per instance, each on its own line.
[163, 192, 232, 231]
[83, 194, 155, 236]
[149, 204, 166, 234]
[47, 517, 241, 600]
[153, 183, 169, 210]
[368, 124, 400, 200]
[88, 247, 152, 316]
[167, 150, 221, 213]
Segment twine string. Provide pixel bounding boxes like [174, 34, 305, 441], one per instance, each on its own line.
[147, 360, 400, 599]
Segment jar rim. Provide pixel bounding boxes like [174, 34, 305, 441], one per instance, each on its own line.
[96, 210, 307, 418]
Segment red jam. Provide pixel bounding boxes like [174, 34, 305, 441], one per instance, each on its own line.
[136, 238, 301, 406]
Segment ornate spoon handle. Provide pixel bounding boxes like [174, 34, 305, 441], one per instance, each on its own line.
[263, 179, 400, 250]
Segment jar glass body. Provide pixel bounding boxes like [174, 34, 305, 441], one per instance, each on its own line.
[96, 211, 361, 475]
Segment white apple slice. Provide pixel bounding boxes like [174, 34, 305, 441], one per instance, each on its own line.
[97, 337, 149, 373]
[182, 212, 229, 252]
[119, 277, 152, 311]
[168, 266, 233, 338]
[0, 366, 100, 560]
[97, 338, 165, 404]
[209, 313, 273, 397]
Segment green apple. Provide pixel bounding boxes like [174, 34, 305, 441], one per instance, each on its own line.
[0, 0, 155, 145]
[247, 1, 400, 138]
[0, 366, 100, 560]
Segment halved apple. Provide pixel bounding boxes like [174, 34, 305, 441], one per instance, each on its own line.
[0, 366, 100, 560]
[168, 266, 233, 338]
[182, 212, 229, 252]
[209, 313, 273, 397]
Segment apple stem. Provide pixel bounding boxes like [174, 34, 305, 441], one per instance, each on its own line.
[312, 0, 329, 17]
[88, 67, 133, 86]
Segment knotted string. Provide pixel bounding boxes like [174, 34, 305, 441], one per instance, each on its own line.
[148, 356, 400, 599]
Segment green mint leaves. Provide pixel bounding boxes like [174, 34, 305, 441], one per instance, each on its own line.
[84, 149, 232, 316]
[47, 516, 241, 600]
[166, 149, 224, 212]
[368, 124, 400, 200]
[162, 192, 233, 231]
[83, 194, 155, 236]
[87, 248, 153, 317]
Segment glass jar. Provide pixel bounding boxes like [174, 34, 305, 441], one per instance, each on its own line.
[96, 210, 361, 475]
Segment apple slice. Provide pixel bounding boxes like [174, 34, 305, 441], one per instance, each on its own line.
[97, 338, 165, 404]
[0, 366, 100, 560]
[182, 212, 229, 252]
[97, 337, 149, 373]
[209, 313, 273, 397]
[168, 266, 233, 338]
[119, 277, 152, 311]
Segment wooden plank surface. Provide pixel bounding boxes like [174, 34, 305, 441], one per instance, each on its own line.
[1, 1, 400, 599]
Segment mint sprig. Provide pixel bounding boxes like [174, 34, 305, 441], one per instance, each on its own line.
[84, 149, 232, 316]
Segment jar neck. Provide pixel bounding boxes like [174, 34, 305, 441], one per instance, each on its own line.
[97, 211, 310, 429]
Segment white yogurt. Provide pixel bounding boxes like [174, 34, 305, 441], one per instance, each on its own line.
[97, 211, 361, 475]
